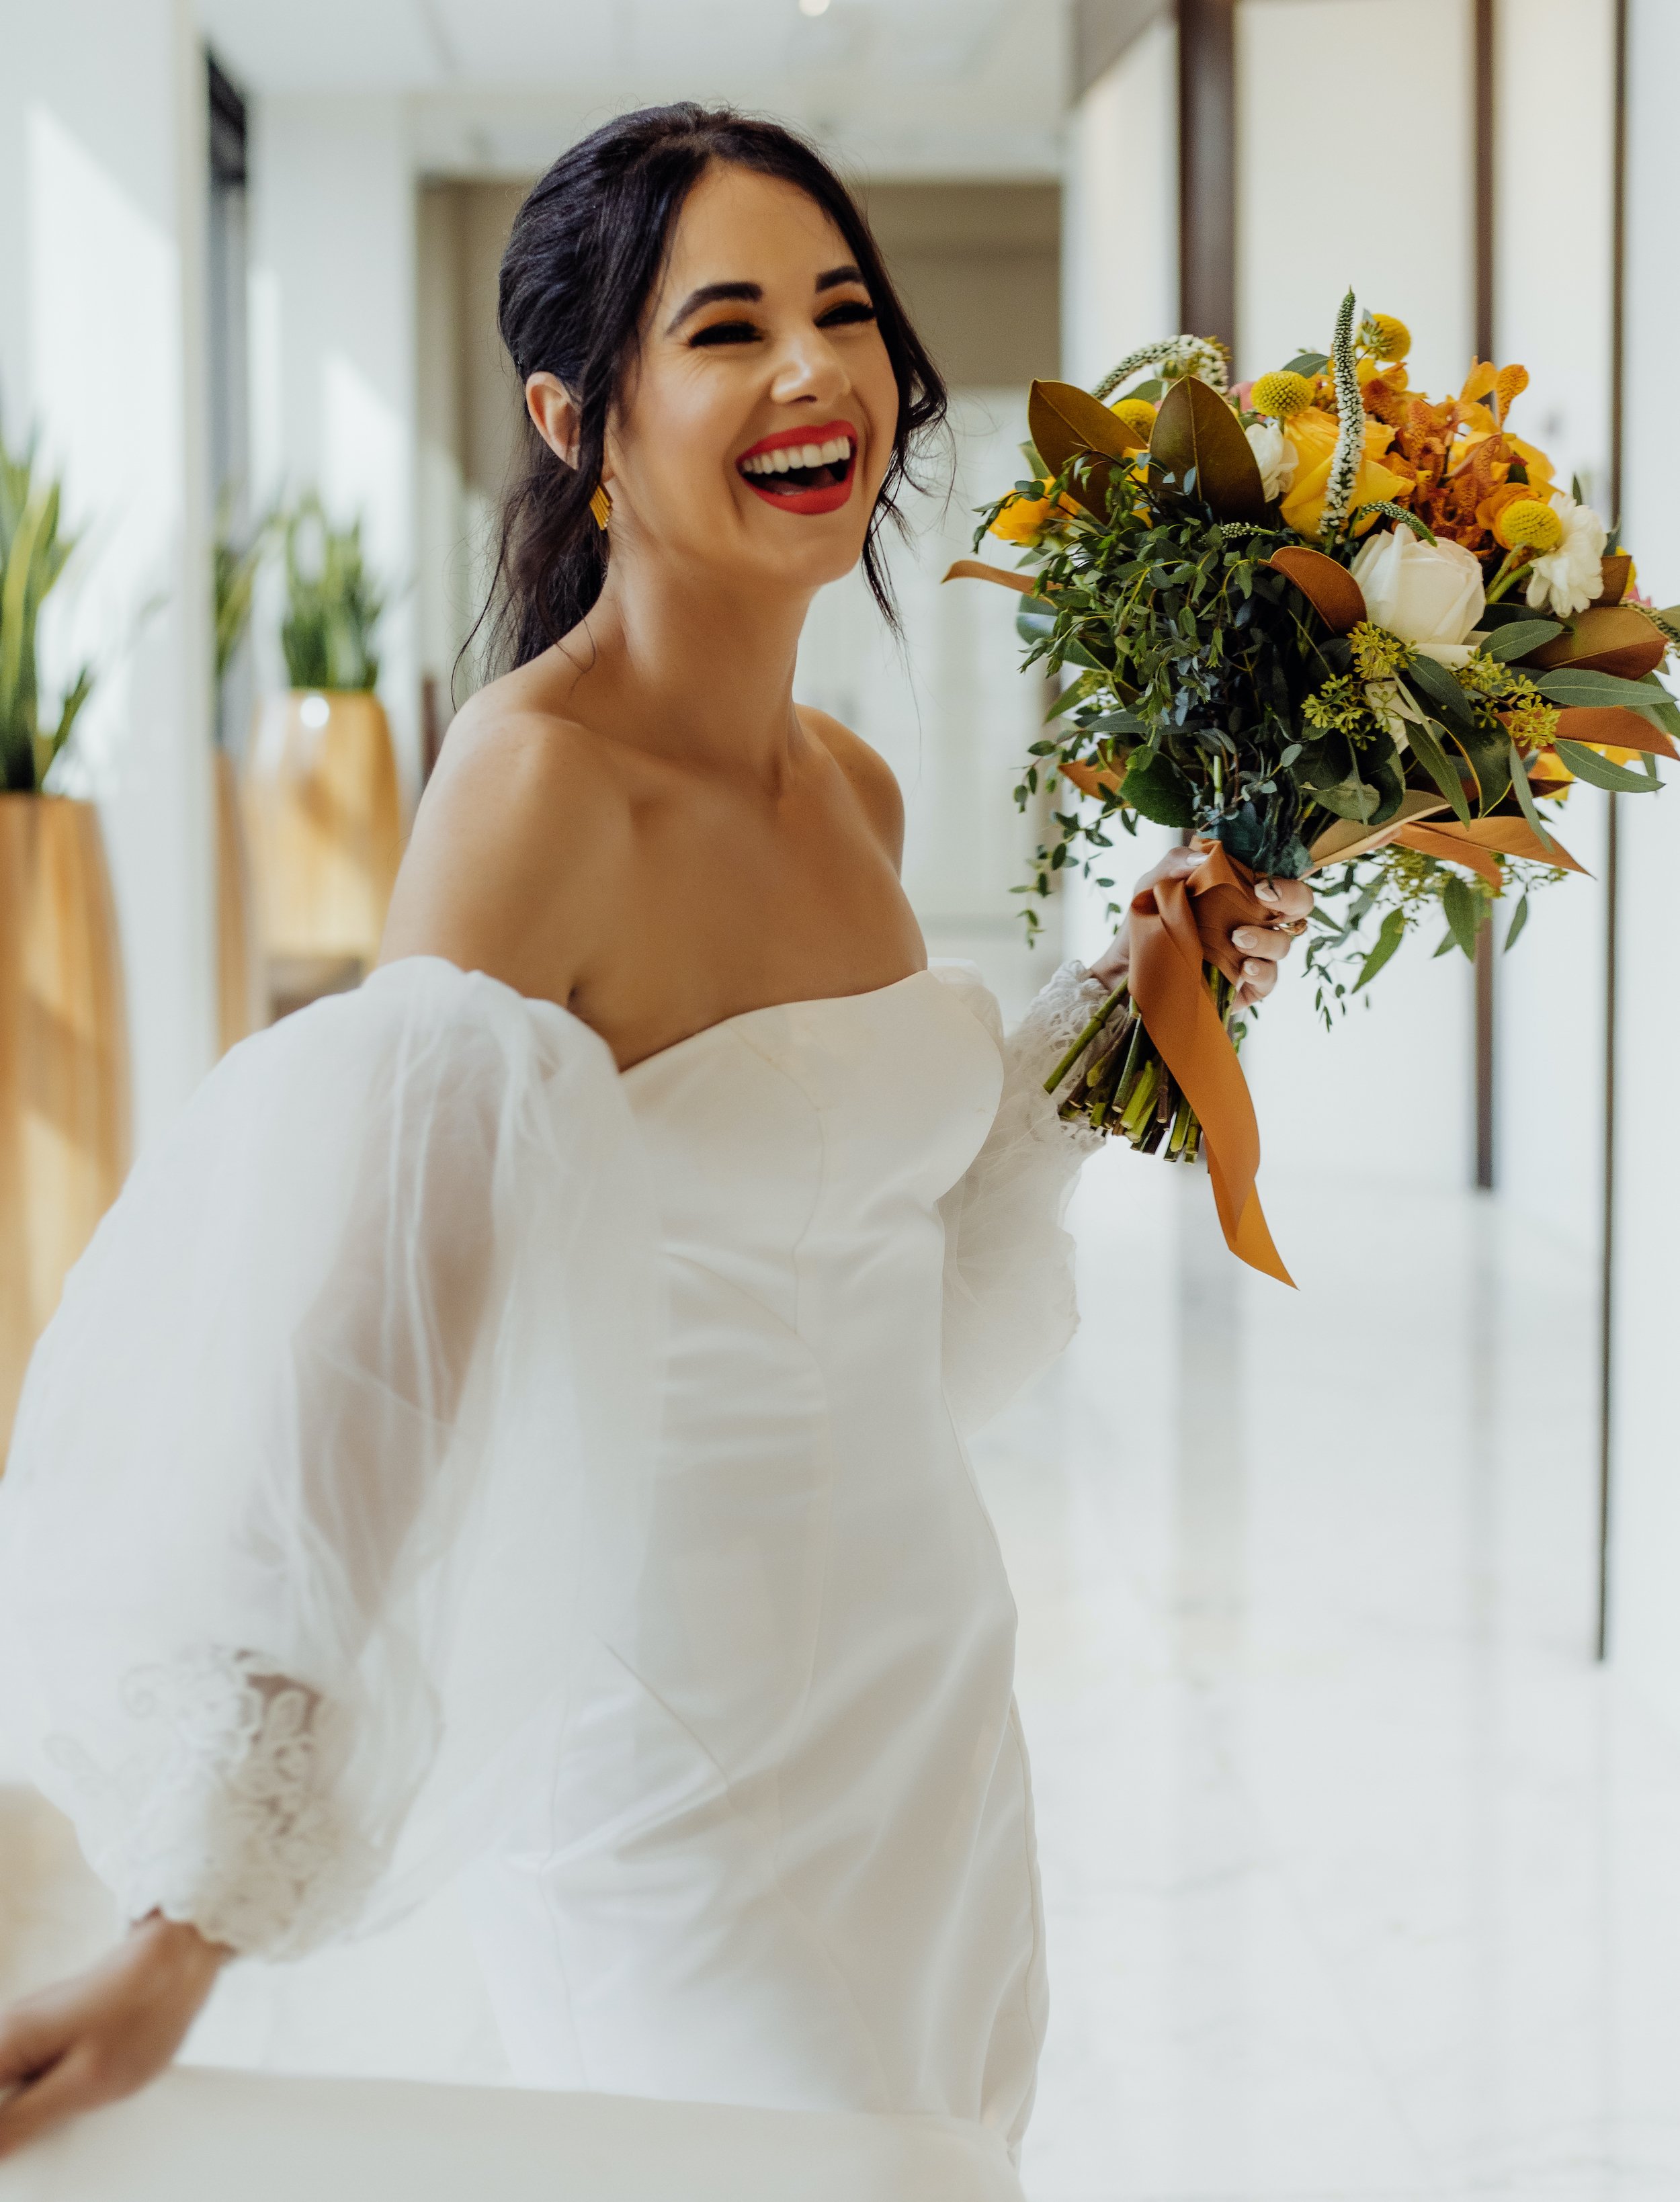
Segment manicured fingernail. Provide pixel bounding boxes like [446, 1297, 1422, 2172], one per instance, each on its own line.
[1245, 959, 1265, 977]
[1256, 880, 1279, 902]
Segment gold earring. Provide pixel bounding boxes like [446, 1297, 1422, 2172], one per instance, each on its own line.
[589, 482, 612, 530]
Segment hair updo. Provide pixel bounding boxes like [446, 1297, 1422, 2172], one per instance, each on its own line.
[482, 103, 948, 675]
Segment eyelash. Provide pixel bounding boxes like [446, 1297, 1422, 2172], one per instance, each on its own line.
[687, 298, 878, 348]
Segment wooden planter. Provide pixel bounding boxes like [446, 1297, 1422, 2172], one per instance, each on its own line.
[0, 796, 130, 1449]
[243, 691, 402, 978]
[215, 747, 264, 1054]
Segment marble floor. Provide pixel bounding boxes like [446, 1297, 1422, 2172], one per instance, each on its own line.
[984, 1154, 1680, 2202]
[5, 1158, 1680, 2199]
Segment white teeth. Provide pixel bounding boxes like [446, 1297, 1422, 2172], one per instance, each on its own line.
[800, 443, 823, 467]
[772, 450, 792, 472]
[740, 435, 853, 478]
[819, 437, 847, 463]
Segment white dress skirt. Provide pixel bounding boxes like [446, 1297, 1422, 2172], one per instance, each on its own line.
[0, 955, 1106, 2187]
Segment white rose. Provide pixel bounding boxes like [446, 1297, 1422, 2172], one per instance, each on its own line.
[1349, 524, 1486, 666]
[1246, 419, 1298, 503]
[1524, 491, 1607, 619]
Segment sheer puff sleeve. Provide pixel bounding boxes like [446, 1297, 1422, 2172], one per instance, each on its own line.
[932, 960, 1108, 1438]
[0, 958, 662, 1961]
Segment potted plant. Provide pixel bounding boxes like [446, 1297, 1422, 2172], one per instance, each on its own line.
[0, 419, 129, 1446]
[243, 493, 401, 995]
[212, 496, 268, 1050]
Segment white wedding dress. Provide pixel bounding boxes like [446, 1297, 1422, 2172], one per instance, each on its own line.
[0, 954, 1105, 2188]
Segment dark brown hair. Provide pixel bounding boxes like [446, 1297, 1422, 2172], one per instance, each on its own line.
[480, 103, 948, 675]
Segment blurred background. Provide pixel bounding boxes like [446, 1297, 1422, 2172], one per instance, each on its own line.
[3, 3, 1680, 2197]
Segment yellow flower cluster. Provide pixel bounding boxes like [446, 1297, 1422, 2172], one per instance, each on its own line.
[1349, 622, 1413, 681]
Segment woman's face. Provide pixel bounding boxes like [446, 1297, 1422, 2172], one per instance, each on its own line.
[559, 163, 901, 601]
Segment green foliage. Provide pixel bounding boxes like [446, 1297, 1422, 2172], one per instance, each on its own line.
[0, 417, 94, 792]
[280, 493, 382, 692]
[214, 491, 274, 687]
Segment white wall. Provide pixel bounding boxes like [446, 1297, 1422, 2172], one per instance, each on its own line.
[1605, 0, 1680, 1721]
[247, 94, 419, 808]
[1062, 17, 1179, 394]
[0, 0, 216, 1155]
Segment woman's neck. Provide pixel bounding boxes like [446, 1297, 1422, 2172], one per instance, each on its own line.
[554, 552, 818, 785]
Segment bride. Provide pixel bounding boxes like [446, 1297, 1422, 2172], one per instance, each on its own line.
[0, 103, 1309, 2185]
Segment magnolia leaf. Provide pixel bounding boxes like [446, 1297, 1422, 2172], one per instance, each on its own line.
[1027, 380, 1150, 468]
[1267, 546, 1366, 634]
[1529, 605, 1669, 680]
[1405, 712, 1473, 824]
[1406, 652, 1477, 735]
[1552, 704, 1678, 759]
[943, 558, 1039, 597]
[1534, 665, 1669, 712]
[1148, 376, 1269, 525]
[1591, 554, 1633, 607]
[1480, 619, 1562, 663]
[1554, 738, 1662, 792]
[1353, 906, 1406, 992]
[1120, 748, 1197, 827]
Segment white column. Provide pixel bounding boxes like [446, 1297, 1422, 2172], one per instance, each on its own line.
[1490, 0, 1615, 1261]
[0, 0, 216, 1154]
[247, 95, 420, 810]
[1605, 0, 1680, 1719]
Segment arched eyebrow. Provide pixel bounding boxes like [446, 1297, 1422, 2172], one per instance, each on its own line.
[665, 263, 868, 335]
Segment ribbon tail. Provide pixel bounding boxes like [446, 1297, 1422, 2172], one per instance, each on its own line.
[1128, 880, 1295, 1288]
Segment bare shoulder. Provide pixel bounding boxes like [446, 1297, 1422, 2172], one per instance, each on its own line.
[796, 705, 905, 866]
[380, 684, 631, 1001]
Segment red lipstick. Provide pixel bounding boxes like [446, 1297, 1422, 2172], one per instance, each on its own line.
[736, 419, 859, 516]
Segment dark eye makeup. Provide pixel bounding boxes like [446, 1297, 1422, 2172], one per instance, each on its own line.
[685, 295, 878, 348]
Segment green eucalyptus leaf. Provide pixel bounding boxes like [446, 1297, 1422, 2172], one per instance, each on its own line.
[1406, 651, 1476, 734]
[1441, 872, 1482, 960]
[1353, 905, 1406, 992]
[1507, 736, 1559, 854]
[1503, 892, 1529, 952]
[1554, 738, 1662, 792]
[1533, 665, 1668, 712]
[1480, 619, 1563, 663]
[1405, 712, 1473, 824]
[1120, 748, 1197, 828]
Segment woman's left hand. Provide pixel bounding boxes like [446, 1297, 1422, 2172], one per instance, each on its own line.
[1087, 845, 1315, 1010]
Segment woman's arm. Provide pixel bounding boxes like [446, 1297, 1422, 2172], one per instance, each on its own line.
[0, 1918, 228, 2160]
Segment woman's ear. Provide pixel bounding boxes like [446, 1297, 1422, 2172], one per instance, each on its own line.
[526, 373, 583, 468]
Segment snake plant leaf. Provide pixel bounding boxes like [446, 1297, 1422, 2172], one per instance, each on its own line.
[1267, 546, 1367, 633]
[1148, 376, 1269, 523]
[1527, 605, 1669, 681]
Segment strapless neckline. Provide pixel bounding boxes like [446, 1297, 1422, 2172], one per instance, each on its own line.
[618, 966, 936, 1079]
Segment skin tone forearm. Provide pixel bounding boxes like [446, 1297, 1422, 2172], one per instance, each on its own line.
[0, 1915, 228, 2160]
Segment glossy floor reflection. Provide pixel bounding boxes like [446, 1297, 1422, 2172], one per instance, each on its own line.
[980, 1155, 1680, 2202]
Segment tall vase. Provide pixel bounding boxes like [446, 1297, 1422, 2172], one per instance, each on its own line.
[0, 796, 130, 1449]
[214, 747, 263, 1053]
[243, 691, 402, 988]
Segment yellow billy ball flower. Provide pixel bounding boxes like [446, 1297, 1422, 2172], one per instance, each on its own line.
[1361, 312, 1411, 363]
[1251, 370, 1314, 421]
[1495, 499, 1565, 553]
[1108, 396, 1157, 439]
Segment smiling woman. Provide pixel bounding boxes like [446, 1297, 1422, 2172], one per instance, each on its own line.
[0, 100, 1312, 2197]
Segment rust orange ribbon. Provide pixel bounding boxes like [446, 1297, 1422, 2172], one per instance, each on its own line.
[1128, 842, 1294, 1287]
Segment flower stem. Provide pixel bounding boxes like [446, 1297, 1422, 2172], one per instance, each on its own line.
[1044, 980, 1129, 1097]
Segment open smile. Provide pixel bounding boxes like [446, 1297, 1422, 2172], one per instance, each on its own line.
[736, 419, 858, 515]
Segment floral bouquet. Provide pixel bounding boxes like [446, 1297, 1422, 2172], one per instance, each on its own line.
[950, 292, 1679, 1281]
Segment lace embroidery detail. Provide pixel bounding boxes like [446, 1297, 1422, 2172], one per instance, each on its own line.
[1003, 961, 1109, 1158]
[44, 1646, 376, 1958]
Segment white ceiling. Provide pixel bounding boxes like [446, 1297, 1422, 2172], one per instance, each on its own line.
[197, 0, 1070, 179]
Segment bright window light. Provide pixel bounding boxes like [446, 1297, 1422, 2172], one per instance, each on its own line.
[798, 0, 831, 15]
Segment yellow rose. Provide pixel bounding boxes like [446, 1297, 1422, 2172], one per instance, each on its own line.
[989, 486, 1076, 546]
[1278, 408, 1410, 538]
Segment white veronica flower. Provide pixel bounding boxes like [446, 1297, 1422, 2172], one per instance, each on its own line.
[1524, 492, 1607, 619]
[1245, 419, 1298, 503]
